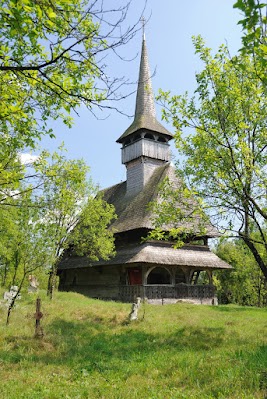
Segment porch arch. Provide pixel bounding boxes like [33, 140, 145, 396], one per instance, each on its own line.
[190, 270, 212, 285]
[145, 266, 172, 285]
[175, 268, 187, 284]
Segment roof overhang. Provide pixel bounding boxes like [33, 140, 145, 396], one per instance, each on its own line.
[59, 242, 232, 271]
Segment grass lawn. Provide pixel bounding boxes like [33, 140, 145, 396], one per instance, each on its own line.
[0, 291, 266, 399]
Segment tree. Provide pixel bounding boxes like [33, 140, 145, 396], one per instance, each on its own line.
[234, 1, 267, 70]
[157, 36, 267, 280]
[1, 190, 55, 325]
[147, 176, 209, 247]
[0, 0, 139, 145]
[0, 203, 21, 287]
[34, 150, 116, 299]
[215, 239, 267, 306]
[70, 196, 117, 261]
[0, 149, 116, 320]
[0, 143, 24, 204]
[0, 0, 141, 202]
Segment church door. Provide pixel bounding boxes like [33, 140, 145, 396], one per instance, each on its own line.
[128, 268, 142, 285]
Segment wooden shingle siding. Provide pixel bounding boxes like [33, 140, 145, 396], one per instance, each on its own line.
[100, 164, 220, 236]
[126, 157, 166, 196]
[122, 139, 170, 164]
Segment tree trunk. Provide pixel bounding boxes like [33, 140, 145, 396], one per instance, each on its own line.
[241, 205, 267, 282]
[6, 295, 16, 326]
[6, 277, 25, 325]
[47, 265, 57, 300]
[241, 235, 267, 281]
[11, 249, 20, 287]
[47, 271, 52, 298]
[11, 266, 18, 288]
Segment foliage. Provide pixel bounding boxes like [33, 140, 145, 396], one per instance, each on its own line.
[234, 0, 267, 81]
[35, 150, 96, 258]
[157, 36, 267, 280]
[0, 291, 266, 398]
[0, 142, 24, 205]
[147, 176, 210, 248]
[215, 239, 267, 306]
[0, 0, 138, 147]
[0, 0, 139, 203]
[70, 195, 116, 261]
[0, 149, 116, 310]
[0, 190, 56, 323]
[0, 193, 54, 288]
[34, 150, 117, 298]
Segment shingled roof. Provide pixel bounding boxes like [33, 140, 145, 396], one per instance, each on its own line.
[116, 36, 173, 143]
[102, 163, 219, 238]
[59, 241, 231, 270]
[117, 114, 173, 143]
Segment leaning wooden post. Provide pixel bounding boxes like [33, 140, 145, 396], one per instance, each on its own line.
[34, 297, 44, 338]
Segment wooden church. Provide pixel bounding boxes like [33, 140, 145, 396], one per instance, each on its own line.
[58, 33, 231, 304]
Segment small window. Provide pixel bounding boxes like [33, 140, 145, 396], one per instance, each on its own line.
[123, 138, 131, 147]
[144, 133, 155, 140]
[133, 134, 141, 142]
[157, 136, 167, 143]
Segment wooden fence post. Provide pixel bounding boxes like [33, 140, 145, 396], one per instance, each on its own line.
[34, 297, 44, 338]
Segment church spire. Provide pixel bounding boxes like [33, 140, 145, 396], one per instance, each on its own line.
[116, 26, 173, 144]
[134, 32, 156, 118]
[116, 26, 173, 196]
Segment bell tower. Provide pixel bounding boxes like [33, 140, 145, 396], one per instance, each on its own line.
[116, 29, 173, 197]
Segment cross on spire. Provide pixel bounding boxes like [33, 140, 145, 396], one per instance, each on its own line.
[140, 16, 146, 40]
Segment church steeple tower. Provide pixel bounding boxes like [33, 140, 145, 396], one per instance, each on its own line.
[134, 32, 156, 119]
[117, 29, 173, 197]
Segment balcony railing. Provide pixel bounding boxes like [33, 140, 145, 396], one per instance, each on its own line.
[119, 284, 215, 302]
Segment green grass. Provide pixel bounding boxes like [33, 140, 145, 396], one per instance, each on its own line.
[0, 291, 266, 399]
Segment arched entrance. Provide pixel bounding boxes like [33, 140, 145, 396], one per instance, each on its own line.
[146, 267, 171, 285]
[175, 268, 186, 284]
[190, 270, 212, 285]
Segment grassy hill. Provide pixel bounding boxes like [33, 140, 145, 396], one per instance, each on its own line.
[0, 291, 266, 399]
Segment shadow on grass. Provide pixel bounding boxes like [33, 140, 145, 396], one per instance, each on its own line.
[1, 311, 266, 395]
[1, 298, 266, 366]
[213, 305, 267, 312]
[0, 316, 225, 368]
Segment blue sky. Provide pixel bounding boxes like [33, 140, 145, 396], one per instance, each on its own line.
[38, 0, 242, 189]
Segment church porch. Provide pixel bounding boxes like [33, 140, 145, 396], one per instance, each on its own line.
[119, 264, 217, 304]
[119, 283, 216, 304]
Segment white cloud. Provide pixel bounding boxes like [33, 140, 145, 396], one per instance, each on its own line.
[18, 153, 39, 165]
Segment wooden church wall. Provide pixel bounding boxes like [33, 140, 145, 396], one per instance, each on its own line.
[59, 266, 121, 299]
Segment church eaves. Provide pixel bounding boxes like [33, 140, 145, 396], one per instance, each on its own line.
[116, 35, 173, 143]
